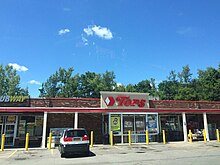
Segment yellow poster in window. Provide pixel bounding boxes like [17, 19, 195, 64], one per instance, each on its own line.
[111, 115, 121, 132]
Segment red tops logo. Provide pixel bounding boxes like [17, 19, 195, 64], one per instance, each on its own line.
[104, 96, 146, 108]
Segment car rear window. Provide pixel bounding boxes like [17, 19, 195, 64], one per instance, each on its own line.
[65, 130, 87, 137]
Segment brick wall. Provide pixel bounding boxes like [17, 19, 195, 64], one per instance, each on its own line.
[150, 100, 220, 109]
[78, 113, 103, 144]
[46, 113, 103, 144]
[47, 113, 75, 137]
[30, 98, 220, 110]
[30, 98, 100, 108]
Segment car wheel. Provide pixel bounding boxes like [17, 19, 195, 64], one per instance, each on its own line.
[61, 153, 65, 158]
[85, 150, 90, 156]
[60, 146, 65, 158]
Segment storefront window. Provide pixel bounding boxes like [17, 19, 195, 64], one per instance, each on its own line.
[147, 114, 158, 134]
[0, 116, 3, 124]
[135, 115, 145, 134]
[17, 116, 43, 137]
[160, 115, 183, 141]
[123, 115, 134, 134]
[6, 116, 16, 123]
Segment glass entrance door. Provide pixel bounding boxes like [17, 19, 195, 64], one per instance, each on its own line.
[5, 124, 16, 146]
[2, 116, 17, 146]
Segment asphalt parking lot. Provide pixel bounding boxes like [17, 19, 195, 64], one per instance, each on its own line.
[1, 141, 220, 165]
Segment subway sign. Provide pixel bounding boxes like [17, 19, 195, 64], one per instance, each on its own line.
[100, 92, 149, 109]
[0, 95, 30, 107]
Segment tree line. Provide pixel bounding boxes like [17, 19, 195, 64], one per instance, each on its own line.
[0, 64, 220, 101]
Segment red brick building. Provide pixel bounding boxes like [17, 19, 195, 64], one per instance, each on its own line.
[1, 92, 220, 148]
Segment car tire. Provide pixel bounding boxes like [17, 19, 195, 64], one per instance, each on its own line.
[85, 150, 90, 156]
[61, 153, 65, 158]
[60, 146, 65, 158]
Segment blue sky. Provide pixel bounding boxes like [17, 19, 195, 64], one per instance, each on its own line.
[1, 0, 220, 97]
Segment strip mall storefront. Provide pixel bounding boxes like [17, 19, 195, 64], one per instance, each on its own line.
[0, 92, 220, 148]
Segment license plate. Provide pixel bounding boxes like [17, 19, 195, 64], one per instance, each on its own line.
[73, 138, 81, 141]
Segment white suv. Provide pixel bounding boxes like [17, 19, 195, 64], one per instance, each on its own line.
[58, 128, 90, 157]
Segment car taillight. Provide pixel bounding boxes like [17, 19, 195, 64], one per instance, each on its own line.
[82, 135, 89, 141]
[64, 137, 72, 142]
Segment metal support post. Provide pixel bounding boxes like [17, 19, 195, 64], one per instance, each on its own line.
[163, 130, 166, 144]
[90, 131, 94, 148]
[110, 131, 113, 146]
[48, 132, 52, 150]
[128, 130, 131, 145]
[189, 130, 192, 143]
[146, 130, 149, 145]
[1, 134, 5, 151]
[216, 129, 220, 142]
[25, 133, 29, 151]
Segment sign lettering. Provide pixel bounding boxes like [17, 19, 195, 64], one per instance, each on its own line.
[0, 95, 29, 103]
[105, 96, 146, 108]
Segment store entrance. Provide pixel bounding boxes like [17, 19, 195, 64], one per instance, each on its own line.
[108, 113, 159, 144]
[0, 116, 17, 146]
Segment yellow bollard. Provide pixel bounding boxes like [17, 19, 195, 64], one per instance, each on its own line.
[48, 132, 52, 150]
[128, 130, 131, 145]
[203, 129, 207, 143]
[90, 131, 93, 148]
[110, 131, 113, 146]
[189, 130, 192, 143]
[1, 134, 5, 151]
[25, 133, 29, 151]
[216, 129, 220, 142]
[162, 130, 166, 144]
[146, 130, 149, 145]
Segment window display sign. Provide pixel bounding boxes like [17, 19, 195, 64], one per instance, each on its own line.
[146, 114, 158, 134]
[111, 115, 121, 132]
[50, 128, 71, 145]
[6, 116, 16, 123]
[50, 128, 71, 138]
[18, 120, 26, 137]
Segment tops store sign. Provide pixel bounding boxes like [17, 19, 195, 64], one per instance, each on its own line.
[100, 92, 149, 109]
[0, 95, 30, 107]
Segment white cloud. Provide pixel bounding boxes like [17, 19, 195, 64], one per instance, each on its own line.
[83, 27, 93, 36]
[8, 63, 28, 72]
[28, 80, 41, 85]
[58, 28, 70, 35]
[63, 8, 71, 12]
[176, 27, 192, 35]
[81, 35, 88, 46]
[83, 25, 113, 40]
[117, 83, 123, 87]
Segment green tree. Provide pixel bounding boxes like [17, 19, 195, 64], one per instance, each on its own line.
[115, 84, 126, 92]
[40, 68, 117, 98]
[135, 80, 152, 93]
[101, 71, 116, 91]
[39, 67, 75, 97]
[178, 65, 192, 84]
[197, 65, 220, 101]
[158, 80, 179, 100]
[0, 64, 28, 95]
[78, 72, 103, 98]
[125, 84, 136, 92]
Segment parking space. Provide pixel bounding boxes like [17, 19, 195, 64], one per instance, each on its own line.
[0, 150, 18, 159]
[1, 142, 220, 165]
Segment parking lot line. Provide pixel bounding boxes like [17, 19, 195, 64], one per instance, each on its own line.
[7, 150, 17, 159]
[50, 149, 54, 155]
[114, 146, 124, 150]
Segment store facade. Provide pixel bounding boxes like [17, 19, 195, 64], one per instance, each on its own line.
[101, 92, 159, 143]
[0, 95, 44, 147]
[1, 92, 220, 148]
